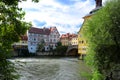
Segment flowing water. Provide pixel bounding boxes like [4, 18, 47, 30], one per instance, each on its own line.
[10, 58, 90, 80]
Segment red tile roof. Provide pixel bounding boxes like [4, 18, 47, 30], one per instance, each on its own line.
[29, 27, 50, 35]
[60, 33, 77, 40]
[20, 35, 28, 41]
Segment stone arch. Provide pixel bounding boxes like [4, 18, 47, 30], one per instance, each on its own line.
[66, 47, 79, 56]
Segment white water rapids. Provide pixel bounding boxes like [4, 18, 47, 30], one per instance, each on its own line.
[10, 58, 90, 80]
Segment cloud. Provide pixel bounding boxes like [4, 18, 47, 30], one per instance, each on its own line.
[33, 20, 47, 27]
[19, 0, 97, 35]
[25, 8, 39, 12]
[55, 0, 77, 5]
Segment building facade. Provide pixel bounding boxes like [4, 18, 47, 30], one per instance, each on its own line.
[49, 27, 60, 49]
[78, 16, 90, 59]
[28, 27, 60, 53]
[60, 33, 77, 46]
[70, 35, 78, 45]
[78, 0, 102, 59]
[13, 35, 28, 49]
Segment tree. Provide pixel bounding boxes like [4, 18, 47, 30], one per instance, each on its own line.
[0, 0, 34, 79]
[83, 0, 120, 79]
[38, 39, 45, 52]
[54, 42, 68, 56]
[56, 41, 62, 47]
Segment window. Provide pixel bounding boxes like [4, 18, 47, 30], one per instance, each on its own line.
[82, 48, 86, 50]
[50, 39, 52, 42]
[82, 40, 84, 43]
[41, 35, 43, 37]
[46, 39, 48, 42]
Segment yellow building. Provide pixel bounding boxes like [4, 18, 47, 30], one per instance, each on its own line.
[78, 15, 91, 59]
[60, 33, 70, 46]
[78, 0, 102, 59]
[60, 33, 77, 46]
[70, 35, 78, 45]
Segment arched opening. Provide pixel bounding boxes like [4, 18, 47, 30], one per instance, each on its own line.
[67, 48, 79, 57]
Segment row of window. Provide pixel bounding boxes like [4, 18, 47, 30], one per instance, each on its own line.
[47, 39, 58, 42]
[29, 38, 58, 43]
[62, 42, 69, 46]
[71, 42, 78, 45]
[72, 38, 78, 40]
[79, 48, 86, 51]
[79, 40, 84, 44]
[50, 35, 59, 38]
[29, 33, 59, 38]
[29, 37, 59, 41]
[29, 33, 44, 37]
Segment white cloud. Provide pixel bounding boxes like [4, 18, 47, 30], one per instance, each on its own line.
[19, 0, 97, 35]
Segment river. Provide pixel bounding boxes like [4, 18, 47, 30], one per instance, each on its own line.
[10, 58, 91, 80]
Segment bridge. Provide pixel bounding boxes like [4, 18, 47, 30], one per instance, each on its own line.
[66, 45, 79, 56]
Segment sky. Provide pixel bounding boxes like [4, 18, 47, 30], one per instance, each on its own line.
[19, 0, 107, 35]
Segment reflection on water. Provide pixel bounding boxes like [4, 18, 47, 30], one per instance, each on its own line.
[10, 58, 88, 80]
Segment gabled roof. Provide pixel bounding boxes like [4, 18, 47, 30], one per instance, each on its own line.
[49, 26, 60, 35]
[50, 26, 56, 32]
[29, 27, 50, 35]
[60, 33, 77, 40]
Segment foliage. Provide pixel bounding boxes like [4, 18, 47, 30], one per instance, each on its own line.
[38, 39, 45, 52]
[0, 59, 20, 79]
[83, 0, 120, 79]
[91, 70, 104, 80]
[56, 41, 62, 46]
[55, 45, 68, 55]
[0, 0, 34, 79]
[56, 46, 67, 54]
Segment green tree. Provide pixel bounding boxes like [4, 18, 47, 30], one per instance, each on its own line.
[55, 42, 68, 56]
[56, 41, 62, 46]
[0, 0, 35, 79]
[83, 0, 120, 79]
[38, 39, 45, 52]
[49, 42, 63, 56]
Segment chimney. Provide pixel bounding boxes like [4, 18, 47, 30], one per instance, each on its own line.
[95, 0, 102, 7]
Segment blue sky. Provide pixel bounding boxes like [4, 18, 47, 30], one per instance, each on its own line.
[19, 0, 106, 35]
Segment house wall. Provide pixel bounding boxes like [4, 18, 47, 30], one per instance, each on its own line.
[28, 33, 40, 53]
[28, 27, 60, 53]
[70, 37, 78, 45]
[60, 38, 69, 46]
[78, 15, 91, 59]
[49, 27, 60, 49]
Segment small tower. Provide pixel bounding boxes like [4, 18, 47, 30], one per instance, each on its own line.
[90, 0, 102, 14]
[95, 0, 102, 7]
